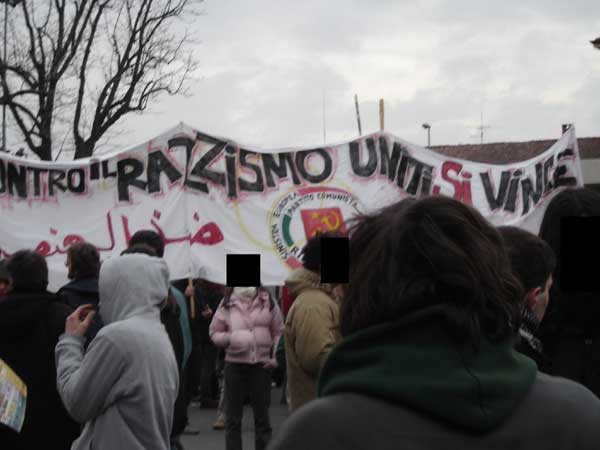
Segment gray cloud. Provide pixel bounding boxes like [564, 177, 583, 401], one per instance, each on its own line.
[111, 0, 600, 154]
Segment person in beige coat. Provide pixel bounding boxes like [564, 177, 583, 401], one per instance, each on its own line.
[284, 234, 342, 412]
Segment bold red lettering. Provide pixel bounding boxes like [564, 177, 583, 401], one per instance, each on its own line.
[192, 222, 224, 246]
[462, 171, 473, 205]
[441, 162, 463, 201]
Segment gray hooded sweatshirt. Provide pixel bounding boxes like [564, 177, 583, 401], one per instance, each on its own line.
[55, 254, 179, 450]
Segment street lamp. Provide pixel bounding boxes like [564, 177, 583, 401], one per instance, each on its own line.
[591, 37, 600, 50]
[422, 123, 431, 147]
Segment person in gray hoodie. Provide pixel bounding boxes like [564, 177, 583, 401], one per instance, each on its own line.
[55, 253, 179, 450]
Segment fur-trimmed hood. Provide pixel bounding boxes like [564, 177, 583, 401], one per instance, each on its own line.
[285, 268, 339, 302]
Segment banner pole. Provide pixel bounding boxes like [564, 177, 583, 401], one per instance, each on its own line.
[379, 99, 385, 131]
[188, 278, 196, 319]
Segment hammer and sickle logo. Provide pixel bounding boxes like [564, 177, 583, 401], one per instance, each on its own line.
[310, 210, 341, 236]
[321, 211, 341, 230]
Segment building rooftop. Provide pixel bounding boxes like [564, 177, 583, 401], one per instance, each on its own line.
[430, 137, 600, 164]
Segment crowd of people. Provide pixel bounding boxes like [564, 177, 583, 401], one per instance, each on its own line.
[1, 187, 600, 450]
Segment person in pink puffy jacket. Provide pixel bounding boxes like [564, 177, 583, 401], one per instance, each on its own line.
[209, 286, 283, 450]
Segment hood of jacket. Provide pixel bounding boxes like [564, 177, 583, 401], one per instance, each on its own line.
[98, 254, 170, 325]
[228, 289, 270, 310]
[285, 268, 338, 301]
[318, 305, 537, 433]
[0, 292, 59, 338]
[233, 287, 257, 302]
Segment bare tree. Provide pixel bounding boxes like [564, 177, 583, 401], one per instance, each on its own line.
[0, 0, 199, 160]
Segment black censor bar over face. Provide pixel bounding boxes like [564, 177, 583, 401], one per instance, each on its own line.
[320, 237, 350, 284]
[560, 217, 600, 294]
[226, 254, 261, 287]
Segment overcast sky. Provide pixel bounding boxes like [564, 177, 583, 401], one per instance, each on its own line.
[115, 0, 600, 151]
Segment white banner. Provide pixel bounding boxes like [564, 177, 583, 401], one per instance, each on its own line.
[0, 123, 583, 291]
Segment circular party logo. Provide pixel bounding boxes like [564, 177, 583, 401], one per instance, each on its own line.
[269, 186, 362, 269]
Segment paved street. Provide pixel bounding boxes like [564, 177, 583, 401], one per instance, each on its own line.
[180, 387, 290, 450]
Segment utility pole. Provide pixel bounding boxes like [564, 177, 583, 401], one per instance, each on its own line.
[322, 89, 326, 144]
[354, 94, 362, 137]
[476, 111, 491, 144]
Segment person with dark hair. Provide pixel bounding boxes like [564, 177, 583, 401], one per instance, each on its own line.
[175, 277, 225, 432]
[58, 242, 102, 343]
[121, 243, 158, 257]
[171, 277, 208, 435]
[284, 231, 343, 411]
[185, 279, 222, 409]
[268, 196, 600, 450]
[210, 286, 283, 450]
[498, 226, 556, 371]
[55, 253, 178, 450]
[7, 249, 49, 292]
[125, 231, 192, 449]
[0, 260, 11, 297]
[538, 187, 600, 397]
[66, 242, 100, 279]
[0, 250, 80, 450]
[129, 230, 166, 257]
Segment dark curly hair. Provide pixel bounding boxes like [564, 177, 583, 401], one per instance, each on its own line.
[498, 226, 556, 293]
[7, 250, 48, 293]
[121, 243, 158, 257]
[301, 230, 346, 273]
[129, 230, 165, 258]
[340, 196, 523, 350]
[67, 242, 100, 280]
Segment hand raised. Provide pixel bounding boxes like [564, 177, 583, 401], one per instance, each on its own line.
[65, 304, 96, 337]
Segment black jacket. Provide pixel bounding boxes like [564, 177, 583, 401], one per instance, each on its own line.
[0, 292, 80, 450]
[161, 287, 187, 437]
[58, 277, 103, 343]
[197, 286, 222, 340]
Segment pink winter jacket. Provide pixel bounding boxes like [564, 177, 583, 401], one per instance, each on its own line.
[209, 292, 283, 365]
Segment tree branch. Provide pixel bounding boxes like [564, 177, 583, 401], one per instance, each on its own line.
[73, 2, 106, 145]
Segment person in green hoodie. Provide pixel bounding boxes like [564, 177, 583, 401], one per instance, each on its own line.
[268, 196, 600, 450]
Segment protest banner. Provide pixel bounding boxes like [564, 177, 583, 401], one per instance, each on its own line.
[0, 123, 583, 290]
[0, 358, 27, 433]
